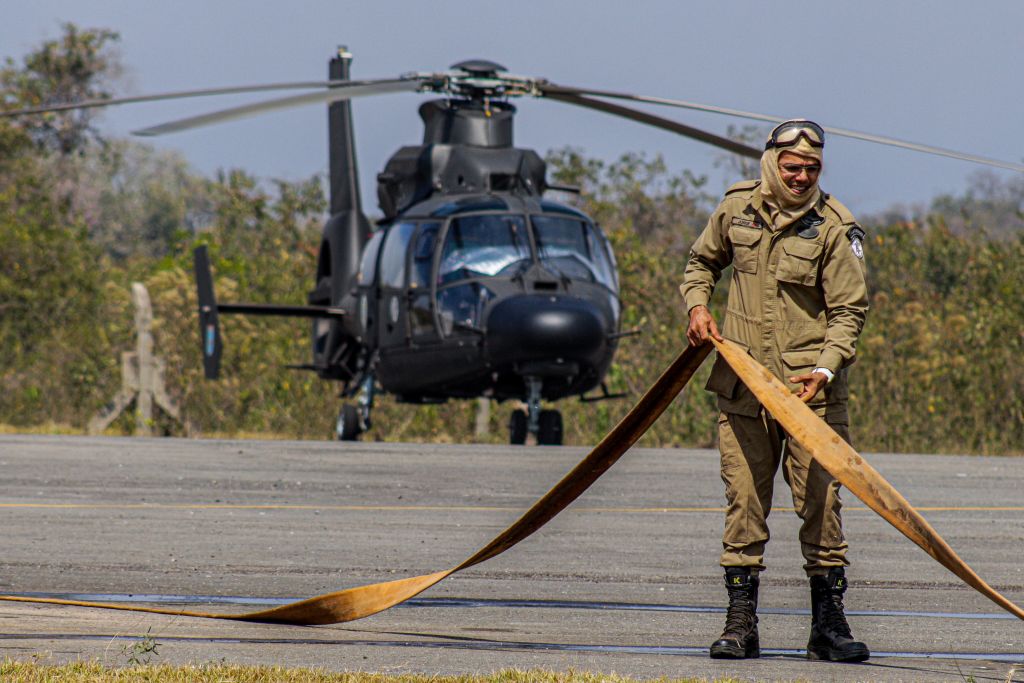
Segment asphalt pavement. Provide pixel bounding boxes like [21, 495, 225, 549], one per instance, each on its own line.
[0, 435, 1022, 682]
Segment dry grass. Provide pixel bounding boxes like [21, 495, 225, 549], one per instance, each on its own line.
[0, 422, 83, 435]
[0, 424, 299, 441]
[0, 661, 744, 683]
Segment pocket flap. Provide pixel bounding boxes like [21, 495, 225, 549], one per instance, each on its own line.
[729, 226, 762, 247]
[782, 348, 819, 368]
[782, 239, 823, 260]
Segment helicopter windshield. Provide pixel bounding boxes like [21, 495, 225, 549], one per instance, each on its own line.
[533, 215, 616, 289]
[438, 214, 531, 285]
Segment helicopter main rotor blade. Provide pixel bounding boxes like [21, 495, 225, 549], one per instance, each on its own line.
[0, 82, 343, 119]
[132, 78, 420, 136]
[543, 84, 1024, 173]
[544, 90, 760, 159]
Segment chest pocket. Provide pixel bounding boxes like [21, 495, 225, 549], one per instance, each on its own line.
[729, 225, 763, 274]
[776, 238, 823, 286]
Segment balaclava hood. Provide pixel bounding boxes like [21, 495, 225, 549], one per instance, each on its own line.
[760, 135, 823, 229]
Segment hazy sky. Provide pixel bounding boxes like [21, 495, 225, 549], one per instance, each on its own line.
[4, 1, 1023, 218]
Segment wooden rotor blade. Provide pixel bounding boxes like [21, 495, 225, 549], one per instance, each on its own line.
[543, 90, 761, 159]
[0, 343, 713, 624]
[544, 83, 1024, 173]
[132, 78, 420, 136]
[711, 337, 1024, 620]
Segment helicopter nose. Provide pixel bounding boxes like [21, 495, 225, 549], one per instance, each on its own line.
[485, 294, 607, 362]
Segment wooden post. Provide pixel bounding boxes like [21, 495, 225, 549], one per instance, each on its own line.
[133, 283, 154, 436]
[474, 398, 491, 438]
[88, 282, 184, 436]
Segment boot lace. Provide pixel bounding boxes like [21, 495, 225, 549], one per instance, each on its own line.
[821, 592, 853, 638]
[723, 587, 756, 636]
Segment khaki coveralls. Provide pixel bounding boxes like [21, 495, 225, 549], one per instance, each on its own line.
[680, 179, 869, 575]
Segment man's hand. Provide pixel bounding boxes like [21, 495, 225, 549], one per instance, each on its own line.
[789, 371, 829, 403]
[686, 305, 723, 346]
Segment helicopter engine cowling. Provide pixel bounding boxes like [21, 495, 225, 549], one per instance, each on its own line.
[376, 99, 547, 219]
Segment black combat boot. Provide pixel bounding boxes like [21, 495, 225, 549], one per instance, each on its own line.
[807, 567, 870, 662]
[709, 567, 760, 659]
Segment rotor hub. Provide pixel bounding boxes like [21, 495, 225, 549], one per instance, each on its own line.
[411, 61, 544, 101]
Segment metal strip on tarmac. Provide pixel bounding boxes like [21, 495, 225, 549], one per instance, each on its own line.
[2, 592, 1020, 620]
[0, 633, 1020, 663]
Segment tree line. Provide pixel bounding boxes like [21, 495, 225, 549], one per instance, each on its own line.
[1, 25, 1021, 453]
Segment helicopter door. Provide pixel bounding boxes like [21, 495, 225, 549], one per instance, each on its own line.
[409, 222, 440, 342]
[354, 229, 386, 343]
[376, 221, 416, 349]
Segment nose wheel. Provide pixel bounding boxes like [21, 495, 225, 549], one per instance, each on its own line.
[508, 377, 563, 445]
[336, 374, 376, 441]
[336, 403, 363, 441]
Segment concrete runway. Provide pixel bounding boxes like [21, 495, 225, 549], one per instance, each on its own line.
[0, 434, 1022, 682]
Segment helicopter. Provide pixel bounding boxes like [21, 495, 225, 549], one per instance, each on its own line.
[188, 52, 731, 445]
[5, 49, 1022, 444]
[116, 49, 774, 446]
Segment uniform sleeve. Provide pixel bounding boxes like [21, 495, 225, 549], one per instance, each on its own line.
[679, 203, 732, 312]
[817, 226, 869, 373]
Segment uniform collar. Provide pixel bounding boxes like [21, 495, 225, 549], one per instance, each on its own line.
[747, 190, 828, 233]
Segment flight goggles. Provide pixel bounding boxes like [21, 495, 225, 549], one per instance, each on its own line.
[765, 120, 825, 150]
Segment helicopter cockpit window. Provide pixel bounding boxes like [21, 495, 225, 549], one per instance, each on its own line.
[589, 226, 618, 290]
[358, 230, 386, 286]
[437, 283, 496, 336]
[409, 223, 441, 339]
[410, 223, 440, 289]
[379, 222, 416, 289]
[533, 215, 616, 289]
[438, 214, 530, 285]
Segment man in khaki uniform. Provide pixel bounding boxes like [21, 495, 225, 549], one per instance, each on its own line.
[680, 120, 870, 662]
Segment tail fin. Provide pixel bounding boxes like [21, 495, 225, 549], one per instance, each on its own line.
[193, 245, 222, 379]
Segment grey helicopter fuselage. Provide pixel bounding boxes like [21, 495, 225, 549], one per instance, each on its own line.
[346, 191, 621, 405]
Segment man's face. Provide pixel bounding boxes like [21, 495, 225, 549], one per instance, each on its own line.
[777, 151, 821, 196]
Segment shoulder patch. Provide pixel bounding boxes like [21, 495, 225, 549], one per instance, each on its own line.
[846, 225, 866, 259]
[724, 179, 761, 197]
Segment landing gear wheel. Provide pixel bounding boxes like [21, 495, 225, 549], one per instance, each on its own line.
[336, 403, 362, 441]
[537, 409, 563, 446]
[509, 409, 528, 445]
